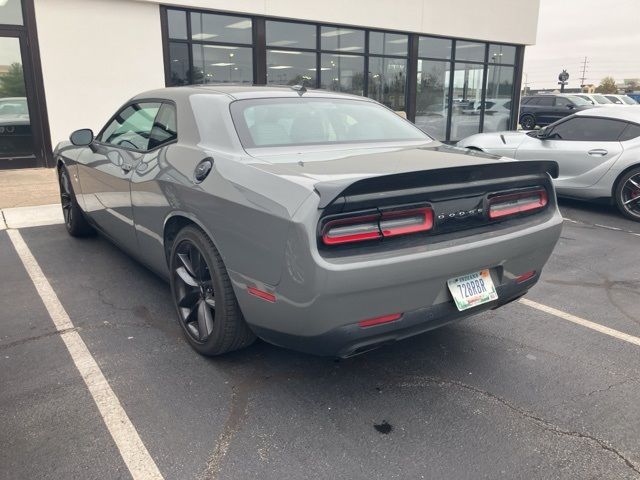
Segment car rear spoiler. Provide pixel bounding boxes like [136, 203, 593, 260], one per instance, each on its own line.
[314, 160, 559, 209]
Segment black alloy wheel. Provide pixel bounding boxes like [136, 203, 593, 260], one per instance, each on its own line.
[520, 114, 536, 130]
[169, 226, 256, 355]
[615, 167, 640, 221]
[173, 239, 216, 342]
[58, 166, 94, 236]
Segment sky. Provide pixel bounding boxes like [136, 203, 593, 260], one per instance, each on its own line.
[523, 0, 640, 89]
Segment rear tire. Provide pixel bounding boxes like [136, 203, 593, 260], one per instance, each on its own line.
[169, 226, 256, 356]
[614, 166, 640, 221]
[58, 165, 94, 237]
[520, 114, 536, 130]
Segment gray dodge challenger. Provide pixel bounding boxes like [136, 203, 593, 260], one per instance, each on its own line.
[55, 85, 562, 357]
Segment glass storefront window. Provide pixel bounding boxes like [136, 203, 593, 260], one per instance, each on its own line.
[455, 41, 485, 62]
[368, 57, 407, 111]
[167, 10, 187, 40]
[418, 36, 452, 60]
[0, 37, 32, 158]
[320, 26, 365, 53]
[0, 0, 23, 25]
[320, 54, 364, 95]
[192, 45, 253, 84]
[266, 50, 316, 86]
[168, 43, 190, 85]
[450, 62, 485, 141]
[266, 21, 316, 50]
[191, 12, 252, 44]
[369, 32, 408, 56]
[415, 60, 450, 140]
[483, 65, 514, 133]
[489, 44, 516, 65]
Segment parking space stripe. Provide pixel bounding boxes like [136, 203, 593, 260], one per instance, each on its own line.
[519, 298, 640, 348]
[7, 229, 164, 480]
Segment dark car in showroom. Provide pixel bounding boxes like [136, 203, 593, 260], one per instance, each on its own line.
[54, 85, 562, 358]
[519, 94, 594, 130]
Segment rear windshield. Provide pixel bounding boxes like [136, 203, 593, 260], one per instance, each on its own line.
[565, 95, 591, 106]
[230, 97, 430, 148]
[592, 94, 613, 104]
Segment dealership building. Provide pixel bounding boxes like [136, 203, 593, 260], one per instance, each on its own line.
[0, 0, 540, 168]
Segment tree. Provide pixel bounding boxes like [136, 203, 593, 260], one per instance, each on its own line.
[595, 76, 617, 94]
[0, 63, 26, 97]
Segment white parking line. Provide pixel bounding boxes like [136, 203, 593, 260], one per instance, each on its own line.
[7, 229, 163, 480]
[519, 298, 640, 348]
[1, 204, 63, 229]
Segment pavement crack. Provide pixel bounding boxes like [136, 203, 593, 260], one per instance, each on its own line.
[0, 326, 76, 351]
[399, 374, 640, 476]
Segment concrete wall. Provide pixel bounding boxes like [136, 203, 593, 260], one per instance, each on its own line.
[34, 0, 165, 146]
[138, 0, 540, 45]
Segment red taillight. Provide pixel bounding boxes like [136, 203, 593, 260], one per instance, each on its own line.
[488, 189, 548, 219]
[358, 313, 402, 328]
[322, 207, 433, 246]
[380, 207, 433, 238]
[516, 270, 536, 283]
[247, 286, 276, 303]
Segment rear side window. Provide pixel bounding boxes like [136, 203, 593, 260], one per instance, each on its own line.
[619, 123, 640, 141]
[537, 97, 554, 106]
[547, 117, 627, 141]
[555, 97, 571, 107]
[148, 103, 177, 149]
[521, 97, 533, 105]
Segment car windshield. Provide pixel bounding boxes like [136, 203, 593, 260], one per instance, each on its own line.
[230, 97, 431, 148]
[592, 94, 613, 104]
[565, 95, 591, 106]
[622, 95, 638, 105]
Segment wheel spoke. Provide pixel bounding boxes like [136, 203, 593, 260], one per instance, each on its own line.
[624, 195, 640, 206]
[178, 289, 200, 308]
[189, 245, 203, 281]
[627, 177, 640, 189]
[177, 252, 196, 278]
[197, 300, 214, 340]
[204, 297, 216, 308]
[176, 266, 199, 287]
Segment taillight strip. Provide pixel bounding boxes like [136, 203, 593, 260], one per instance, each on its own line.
[488, 189, 548, 219]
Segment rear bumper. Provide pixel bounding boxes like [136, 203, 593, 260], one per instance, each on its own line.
[230, 206, 562, 356]
[251, 276, 534, 357]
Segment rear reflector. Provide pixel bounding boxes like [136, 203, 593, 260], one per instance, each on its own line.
[247, 286, 276, 303]
[516, 270, 536, 283]
[322, 207, 433, 245]
[488, 189, 548, 219]
[358, 313, 402, 328]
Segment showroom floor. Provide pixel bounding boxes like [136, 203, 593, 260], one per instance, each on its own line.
[1, 199, 639, 479]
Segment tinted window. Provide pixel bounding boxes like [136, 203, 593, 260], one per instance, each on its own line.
[488, 44, 516, 64]
[619, 123, 640, 141]
[230, 98, 428, 149]
[168, 42, 189, 85]
[605, 95, 623, 104]
[0, 0, 23, 25]
[191, 13, 252, 44]
[367, 57, 407, 111]
[555, 97, 571, 107]
[455, 41, 485, 62]
[192, 44, 253, 84]
[266, 50, 316, 85]
[167, 10, 187, 40]
[99, 102, 161, 151]
[418, 36, 452, 59]
[521, 97, 533, 105]
[320, 26, 364, 53]
[148, 103, 177, 149]
[320, 54, 364, 95]
[369, 32, 408, 56]
[592, 94, 613, 105]
[266, 21, 316, 49]
[537, 97, 554, 106]
[548, 117, 627, 142]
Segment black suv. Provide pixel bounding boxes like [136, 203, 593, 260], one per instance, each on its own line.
[519, 94, 594, 129]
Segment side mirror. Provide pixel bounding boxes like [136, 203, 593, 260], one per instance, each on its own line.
[536, 128, 548, 139]
[70, 128, 94, 146]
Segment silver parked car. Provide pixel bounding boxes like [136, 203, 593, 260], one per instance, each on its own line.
[458, 108, 640, 220]
[55, 85, 562, 357]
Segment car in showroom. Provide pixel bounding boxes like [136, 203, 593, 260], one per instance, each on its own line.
[54, 85, 562, 357]
[458, 108, 640, 221]
[518, 94, 594, 129]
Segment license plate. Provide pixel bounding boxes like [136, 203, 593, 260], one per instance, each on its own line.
[447, 269, 498, 311]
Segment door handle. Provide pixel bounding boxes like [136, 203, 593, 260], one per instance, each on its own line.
[588, 149, 608, 156]
[121, 162, 133, 173]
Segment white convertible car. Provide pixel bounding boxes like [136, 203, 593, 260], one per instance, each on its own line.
[458, 108, 640, 221]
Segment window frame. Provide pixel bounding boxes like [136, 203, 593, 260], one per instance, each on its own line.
[95, 99, 179, 154]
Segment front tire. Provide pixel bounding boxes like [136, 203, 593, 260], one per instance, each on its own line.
[58, 165, 94, 237]
[614, 166, 640, 221]
[520, 114, 536, 130]
[169, 226, 256, 355]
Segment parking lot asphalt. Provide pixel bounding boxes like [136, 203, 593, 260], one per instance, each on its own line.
[1, 199, 639, 480]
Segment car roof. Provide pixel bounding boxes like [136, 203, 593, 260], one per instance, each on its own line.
[131, 84, 372, 102]
[574, 107, 640, 122]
